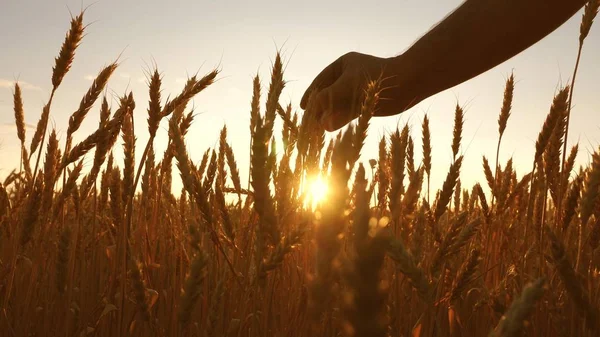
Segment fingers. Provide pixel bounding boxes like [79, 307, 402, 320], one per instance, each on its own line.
[312, 75, 360, 132]
[300, 56, 343, 109]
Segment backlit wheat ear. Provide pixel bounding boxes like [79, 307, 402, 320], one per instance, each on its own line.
[430, 212, 467, 278]
[348, 165, 369, 249]
[121, 113, 136, 205]
[98, 154, 112, 210]
[259, 227, 305, 281]
[178, 250, 208, 329]
[109, 168, 123, 231]
[563, 144, 579, 181]
[580, 150, 600, 226]
[141, 147, 155, 200]
[493, 73, 515, 207]
[264, 52, 285, 135]
[454, 178, 461, 213]
[386, 236, 431, 301]
[99, 96, 111, 127]
[409, 204, 427, 261]
[67, 62, 117, 140]
[535, 86, 569, 164]
[250, 74, 261, 135]
[389, 126, 408, 221]
[580, 0, 600, 44]
[82, 123, 122, 198]
[448, 217, 481, 255]
[562, 175, 583, 232]
[322, 140, 335, 173]
[377, 136, 389, 212]
[483, 156, 496, 197]
[461, 189, 470, 214]
[503, 173, 532, 211]
[203, 150, 218, 193]
[498, 73, 514, 138]
[51, 160, 84, 223]
[179, 111, 195, 138]
[13, 83, 26, 147]
[452, 103, 464, 160]
[407, 135, 415, 177]
[30, 103, 51, 159]
[496, 158, 513, 209]
[41, 129, 59, 215]
[489, 278, 546, 337]
[562, 0, 599, 183]
[353, 79, 381, 157]
[401, 166, 424, 217]
[52, 12, 84, 90]
[215, 183, 235, 241]
[146, 68, 163, 138]
[544, 104, 567, 204]
[422, 114, 432, 202]
[434, 156, 463, 221]
[225, 143, 242, 194]
[20, 177, 43, 246]
[449, 248, 480, 303]
[195, 148, 210, 179]
[168, 116, 200, 198]
[277, 103, 295, 154]
[217, 126, 228, 188]
[251, 118, 280, 247]
[162, 69, 219, 118]
[20, 145, 33, 181]
[28, 12, 85, 186]
[0, 184, 9, 218]
[62, 94, 133, 170]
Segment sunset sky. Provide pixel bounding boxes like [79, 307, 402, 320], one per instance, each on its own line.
[1, 0, 599, 193]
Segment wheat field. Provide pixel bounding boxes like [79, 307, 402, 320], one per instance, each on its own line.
[1, 4, 600, 337]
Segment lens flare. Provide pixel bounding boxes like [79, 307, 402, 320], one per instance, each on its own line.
[305, 175, 329, 209]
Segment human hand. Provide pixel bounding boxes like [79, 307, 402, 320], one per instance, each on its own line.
[300, 52, 423, 132]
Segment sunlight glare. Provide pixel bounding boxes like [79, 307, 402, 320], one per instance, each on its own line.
[305, 175, 329, 209]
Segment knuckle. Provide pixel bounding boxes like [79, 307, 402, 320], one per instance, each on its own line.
[343, 51, 359, 58]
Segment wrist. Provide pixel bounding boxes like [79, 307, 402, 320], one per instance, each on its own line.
[383, 51, 433, 112]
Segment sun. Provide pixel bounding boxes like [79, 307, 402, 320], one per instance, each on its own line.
[305, 175, 329, 209]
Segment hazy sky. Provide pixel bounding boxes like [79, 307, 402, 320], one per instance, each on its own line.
[1, 0, 599, 193]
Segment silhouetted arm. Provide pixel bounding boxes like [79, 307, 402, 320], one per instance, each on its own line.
[301, 0, 589, 131]
[397, 0, 588, 99]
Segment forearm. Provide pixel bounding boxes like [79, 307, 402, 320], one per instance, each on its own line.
[399, 0, 587, 98]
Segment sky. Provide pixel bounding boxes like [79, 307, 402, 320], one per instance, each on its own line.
[0, 0, 599, 195]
